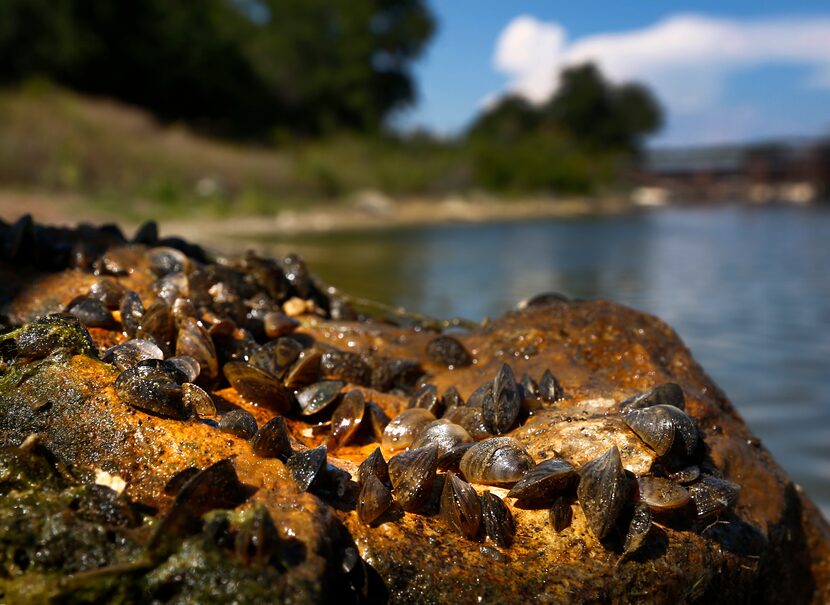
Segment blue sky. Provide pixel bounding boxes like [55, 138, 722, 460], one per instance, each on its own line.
[397, 1, 830, 146]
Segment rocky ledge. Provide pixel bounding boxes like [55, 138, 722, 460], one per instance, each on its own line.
[0, 216, 828, 604]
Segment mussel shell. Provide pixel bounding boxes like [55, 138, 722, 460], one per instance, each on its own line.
[163, 467, 200, 496]
[459, 437, 533, 486]
[137, 300, 175, 346]
[328, 389, 366, 449]
[466, 382, 492, 409]
[440, 472, 482, 539]
[411, 420, 473, 457]
[119, 291, 144, 338]
[358, 474, 394, 525]
[12, 313, 97, 358]
[101, 338, 164, 371]
[366, 402, 391, 441]
[576, 446, 632, 541]
[263, 311, 300, 339]
[147, 246, 190, 277]
[219, 409, 258, 439]
[437, 443, 474, 473]
[538, 369, 564, 404]
[688, 474, 740, 520]
[388, 444, 438, 512]
[483, 364, 521, 435]
[621, 383, 685, 412]
[284, 349, 322, 388]
[409, 383, 443, 416]
[183, 382, 216, 417]
[176, 317, 218, 382]
[320, 350, 371, 386]
[297, 380, 345, 416]
[223, 361, 297, 413]
[287, 445, 327, 492]
[235, 506, 282, 567]
[442, 406, 490, 441]
[665, 465, 701, 484]
[637, 475, 691, 512]
[166, 355, 201, 384]
[426, 335, 472, 368]
[480, 491, 515, 548]
[358, 447, 390, 488]
[171, 297, 197, 325]
[67, 296, 119, 330]
[250, 416, 293, 460]
[623, 502, 653, 556]
[153, 272, 189, 305]
[114, 360, 185, 419]
[442, 386, 464, 408]
[88, 278, 127, 310]
[506, 458, 576, 504]
[623, 404, 699, 459]
[518, 291, 570, 308]
[381, 408, 436, 452]
[548, 496, 572, 533]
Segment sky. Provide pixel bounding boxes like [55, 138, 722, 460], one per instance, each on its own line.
[398, 1, 830, 147]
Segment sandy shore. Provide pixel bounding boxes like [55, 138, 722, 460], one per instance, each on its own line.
[0, 189, 636, 246]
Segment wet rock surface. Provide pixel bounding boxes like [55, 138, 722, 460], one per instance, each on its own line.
[0, 217, 828, 604]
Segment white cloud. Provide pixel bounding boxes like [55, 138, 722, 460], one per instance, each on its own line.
[491, 13, 830, 142]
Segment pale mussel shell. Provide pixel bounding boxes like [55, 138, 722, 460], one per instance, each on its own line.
[440, 472, 482, 539]
[176, 317, 219, 382]
[576, 445, 632, 541]
[381, 408, 436, 452]
[223, 361, 296, 413]
[480, 491, 515, 548]
[328, 389, 366, 449]
[637, 475, 691, 512]
[102, 338, 163, 371]
[183, 382, 216, 417]
[411, 419, 473, 457]
[506, 458, 576, 505]
[388, 443, 438, 512]
[460, 437, 533, 486]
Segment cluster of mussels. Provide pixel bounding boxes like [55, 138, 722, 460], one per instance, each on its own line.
[0, 216, 740, 564]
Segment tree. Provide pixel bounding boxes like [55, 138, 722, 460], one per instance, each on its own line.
[0, 0, 435, 137]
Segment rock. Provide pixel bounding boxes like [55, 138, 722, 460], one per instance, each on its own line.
[0, 218, 828, 604]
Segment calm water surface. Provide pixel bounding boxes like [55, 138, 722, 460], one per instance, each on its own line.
[250, 204, 830, 515]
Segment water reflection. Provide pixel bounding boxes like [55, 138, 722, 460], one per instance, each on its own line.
[252, 204, 830, 515]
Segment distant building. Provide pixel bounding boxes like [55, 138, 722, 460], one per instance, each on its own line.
[638, 138, 830, 203]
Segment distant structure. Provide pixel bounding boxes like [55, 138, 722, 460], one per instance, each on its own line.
[636, 138, 830, 204]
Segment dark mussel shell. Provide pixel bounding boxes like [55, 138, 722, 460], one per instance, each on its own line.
[388, 443, 439, 512]
[137, 300, 176, 346]
[153, 272, 189, 305]
[483, 364, 521, 435]
[166, 355, 200, 384]
[538, 369, 564, 404]
[147, 246, 190, 277]
[101, 338, 164, 371]
[411, 420, 473, 457]
[284, 348, 322, 389]
[223, 361, 296, 414]
[133, 220, 158, 245]
[442, 406, 490, 441]
[440, 472, 482, 539]
[368, 357, 424, 393]
[358, 447, 390, 487]
[119, 291, 145, 338]
[621, 383, 685, 412]
[623, 502, 653, 556]
[320, 350, 371, 386]
[66, 295, 119, 330]
[437, 442, 474, 473]
[442, 386, 464, 408]
[163, 467, 201, 496]
[183, 382, 217, 417]
[10, 313, 96, 359]
[637, 476, 691, 512]
[114, 359, 185, 419]
[88, 277, 128, 310]
[665, 465, 701, 484]
[518, 291, 570, 309]
[381, 408, 436, 452]
[176, 317, 219, 382]
[576, 446, 632, 541]
[357, 474, 394, 526]
[219, 409, 258, 439]
[409, 383, 443, 417]
[460, 437, 533, 486]
[287, 445, 328, 492]
[251, 416, 293, 460]
[426, 335, 472, 368]
[466, 382, 492, 409]
[549, 496, 572, 533]
[506, 458, 577, 505]
[297, 380, 344, 416]
[328, 389, 366, 449]
[623, 404, 699, 460]
[366, 402, 391, 442]
[688, 474, 740, 520]
[480, 491, 515, 548]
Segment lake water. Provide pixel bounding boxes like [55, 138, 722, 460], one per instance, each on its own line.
[250, 204, 830, 516]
